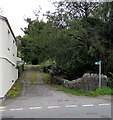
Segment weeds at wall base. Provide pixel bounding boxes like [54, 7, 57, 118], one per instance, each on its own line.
[7, 71, 26, 98]
[53, 84, 113, 97]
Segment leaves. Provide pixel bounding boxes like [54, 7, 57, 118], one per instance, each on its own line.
[18, 2, 113, 80]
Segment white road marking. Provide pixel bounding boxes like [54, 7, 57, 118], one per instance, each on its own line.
[98, 103, 111, 106]
[16, 108, 23, 110]
[10, 109, 16, 111]
[29, 107, 42, 110]
[15, 108, 23, 111]
[48, 106, 60, 109]
[65, 105, 77, 108]
[82, 104, 94, 107]
[10, 108, 23, 111]
[7, 103, 111, 112]
[0, 110, 5, 112]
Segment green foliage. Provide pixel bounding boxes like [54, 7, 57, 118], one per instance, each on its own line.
[19, 2, 113, 80]
[40, 60, 56, 68]
[57, 87, 113, 97]
[107, 72, 113, 88]
[93, 87, 113, 96]
[7, 80, 21, 98]
[109, 72, 113, 77]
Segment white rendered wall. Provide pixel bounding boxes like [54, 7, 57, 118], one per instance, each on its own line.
[1, 59, 18, 97]
[0, 19, 2, 57]
[1, 20, 17, 66]
[0, 60, 2, 97]
[0, 18, 18, 98]
[0, 19, 3, 97]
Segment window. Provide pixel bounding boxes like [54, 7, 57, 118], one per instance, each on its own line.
[8, 30, 10, 34]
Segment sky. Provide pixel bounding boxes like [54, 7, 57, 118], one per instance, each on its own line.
[0, 0, 58, 36]
[0, 0, 110, 36]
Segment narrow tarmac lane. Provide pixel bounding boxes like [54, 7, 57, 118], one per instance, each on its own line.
[1, 66, 112, 119]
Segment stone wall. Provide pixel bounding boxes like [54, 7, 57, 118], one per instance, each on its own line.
[51, 73, 108, 91]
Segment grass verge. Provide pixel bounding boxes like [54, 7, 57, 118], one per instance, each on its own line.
[30, 71, 37, 85]
[56, 86, 113, 97]
[7, 71, 26, 98]
[42, 73, 50, 83]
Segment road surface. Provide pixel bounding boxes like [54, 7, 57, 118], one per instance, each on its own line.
[0, 66, 112, 119]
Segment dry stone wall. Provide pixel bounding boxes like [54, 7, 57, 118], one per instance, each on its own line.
[51, 73, 108, 91]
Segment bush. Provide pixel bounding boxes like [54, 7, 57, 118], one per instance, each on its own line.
[40, 60, 56, 73]
[107, 72, 113, 89]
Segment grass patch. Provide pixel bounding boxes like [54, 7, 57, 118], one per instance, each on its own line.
[57, 86, 113, 97]
[33, 65, 41, 69]
[7, 71, 26, 98]
[89, 87, 113, 96]
[42, 73, 50, 83]
[35, 64, 41, 67]
[7, 80, 21, 98]
[31, 82, 37, 86]
[30, 71, 37, 85]
[24, 65, 28, 70]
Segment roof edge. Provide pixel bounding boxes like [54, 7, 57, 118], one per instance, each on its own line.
[0, 15, 17, 42]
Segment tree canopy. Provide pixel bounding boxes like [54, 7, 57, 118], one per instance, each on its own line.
[18, 1, 113, 80]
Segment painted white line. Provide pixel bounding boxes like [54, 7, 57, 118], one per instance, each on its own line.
[98, 103, 111, 106]
[29, 107, 42, 110]
[65, 105, 77, 108]
[48, 106, 60, 109]
[10, 109, 16, 111]
[82, 104, 94, 107]
[15, 108, 23, 111]
[0, 110, 5, 112]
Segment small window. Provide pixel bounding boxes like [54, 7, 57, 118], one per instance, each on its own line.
[8, 30, 10, 50]
[8, 48, 10, 51]
[8, 30, 10, 34]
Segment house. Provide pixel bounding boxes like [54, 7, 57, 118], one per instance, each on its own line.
[0, 16, 18, 98]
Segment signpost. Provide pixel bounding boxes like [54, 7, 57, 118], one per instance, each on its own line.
[95, 61, 101, 88]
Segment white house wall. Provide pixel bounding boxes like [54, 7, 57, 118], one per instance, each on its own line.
[0, 19, 2, 57]
[0, 17, 18, 98]
[1, 59, 18, 97]
[0, 19, 3, 97]
[0, 60, 2, 97]
[1, 20, 17, 66]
